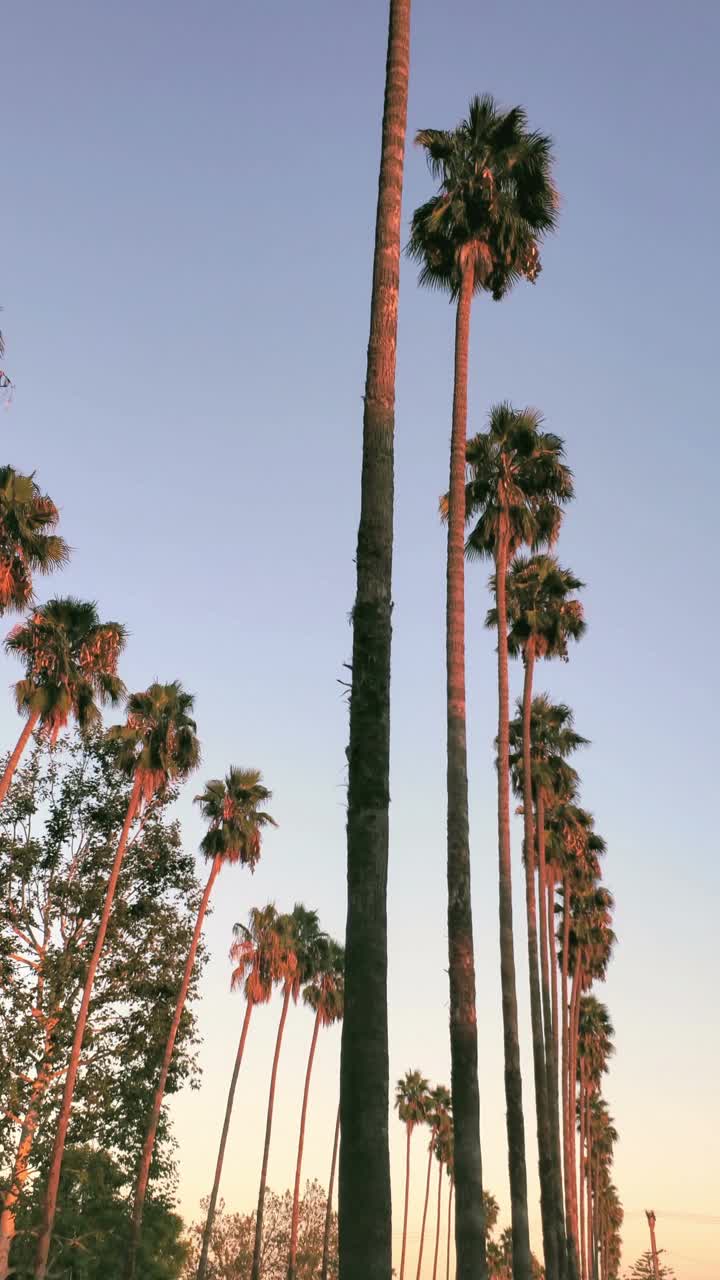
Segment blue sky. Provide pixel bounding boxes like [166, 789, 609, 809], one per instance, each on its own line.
[2, 1, 719, 1275]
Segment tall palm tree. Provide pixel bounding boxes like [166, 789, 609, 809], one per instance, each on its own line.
[33, 681, 200, 1279]
[432, 1116, 453, 1280]
[576, 1000, 613, 1280]
[416, 1086, 451, 1280]
[498, 555, 585, 1279]
[0, 466, 68, 616]
[395, 1071, 431, 1280]
[463, 404, 572, 1279]
[0, 597, 126, 805]
[128, 768, 276, 1277]
[288, 938, 344, 1280]
[196, 905, 284, 1280]
[251, 904, 325, 1280]
[322, 1103, 341, 1280]
[341, 4, 411, 1273]
[410, 97, 557, 1280]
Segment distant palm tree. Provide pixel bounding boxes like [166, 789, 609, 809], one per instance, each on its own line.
[410, 97, 557, 1280]
[0, 466, 68, 616]
[33, 682, 200, 1279]
[464, 404, 572, 1280]
[128, 768, 276, 1277]
[288, 938, 344, 1280]
[416, 1086, 451, 1280]
[321, 1102, 340, 1280]
[576, 999, 613, 1280]
[0, 597, 126, 805]
[395, 1070, 431, 1280]
[196, 904, 284, 1280]
[251, 905, 325, 1280]
[432, 1116, 453, 1280]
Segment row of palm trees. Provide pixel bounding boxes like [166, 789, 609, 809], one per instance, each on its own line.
[395, 1072, 454, 1280]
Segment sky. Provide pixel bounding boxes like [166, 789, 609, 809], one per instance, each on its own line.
[2, 1, 719, 1276]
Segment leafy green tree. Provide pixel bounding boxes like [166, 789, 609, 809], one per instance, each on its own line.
[410, 95, 557, 1280]
[0, 597, 126, 806]
[34, 683, 200, 1279]
[185, 1182, 338, 1280]
[394, 1071, 431, 1280]
[129, 769, 276, 1276]
[624, 1253, 675, 1280]
[0, 466, 68, 616]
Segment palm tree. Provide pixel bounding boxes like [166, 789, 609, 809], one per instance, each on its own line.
[410, 97, 557, 1280]
[395, 1071, 431, 1280]
[0, 597, 126, 805]
[128, 768, 276, 1277]
[196, 905, 284, 1280]
[251, 904, 325, 1280]
[288, 938, 344, 1280]
[341, 2, 411, 1272]
[0, 466, 68, 616]
[576, 1000, 613, 1280]
[432, 1117, 453, 1280]
[463, 404, 572, 1279]
[498, 556, 585, 1279]
[33, 681, 200, 1279]
[416, 1086, 452, 1280]
[321, 1103, 341, 1280]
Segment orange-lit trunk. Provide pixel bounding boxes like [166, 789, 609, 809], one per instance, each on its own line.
[288, 1008, 322, 1279]
[416, 1143, 433, 1280]
[127, 855, 221, 1278]
[578, 1070, 586, 1280]
[561, 878, 579, 1280]
[322, 1104, 341, 1280]
[34, 773, 143, 1279]
[431, 1161, 443, 1280]
[567, 965, 582, 1257]
[251, 984, 292, 1280]
[538, 793, 566, 1278]
[399, 1124, 413, 1280]
[446, 1181, 454, 1280]
[0, 710, 40, 808]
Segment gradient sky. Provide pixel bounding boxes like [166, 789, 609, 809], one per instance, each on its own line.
[2, 2, 719, 1276]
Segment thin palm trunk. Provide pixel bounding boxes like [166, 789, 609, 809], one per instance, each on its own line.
[341, 3, 411, 1277]
[0, 709, 39, 807]
[251, 985, 292, 1280]
[128, 855, 222, 1279]
[288, 1010, 322, 1280]
[495, 518, 531, 1280]
[578, 1075, 586, 1280]
[537, 794, 566, 1279]
[416, 1144, 433, 1280]
[399, 1124, 413, 1280]
[34, 774, 143, 1279]
[446, 261, 487, 1280]
[549, 870, 560, 1068]
[446, 1182, 454, 1280]
[561, 878, 579, 1280]
[520, 645, 557, 1280]
[322, 1104, 341, 1280]
[567, 967, 582, 1259]
[432, 1162, 443, 1280]
[196, 998, 255, 1280]
[586, 1114, 593, 1280]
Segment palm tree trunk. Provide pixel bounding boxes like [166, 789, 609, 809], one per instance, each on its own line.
[0, 709, 39, 807]
[341, 4, 411, 1278]
[495, 518, 531, 1280]
[446, 1181, 454, 1280]
[445, 260, 487, 1280]
[586, 1118, 593, 1280]
[322, 1104, 341, 1280]
[561, 881, 579, 1280]
[127, 854, 221, 1279]
[416, 1144, 433, 1280]
[288, 1009, 322, 1280]
[34, 773, 143, 1279]
[537, 794, 566, 1280]
[252, 984, 292, 1280]
[578, 1076, 586, 1280]
[197, 998, 255, 1280]
[399, 1125, 413, 1280]
[520, 645, 558, 1280]
[550, 871, 560, 1073]
[567, 967, 582, 1260]
[432, 1162, 443, 1280]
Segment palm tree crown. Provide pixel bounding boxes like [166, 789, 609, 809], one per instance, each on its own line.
[408, 94, 557, 300]
[196, 767, 276, 871]
[5, 597, 126, 742]
[395, 1070, 431, 1134]
[303, 938, 345, 1027]
[107, 680, 200, 804]
[230, 903, 286, 1007]
[490, 554, 585, 661]
[0, 466, 69, 614]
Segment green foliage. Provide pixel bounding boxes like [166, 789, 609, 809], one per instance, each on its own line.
[107, 681, 200, 803]
[0, 466, 69, 615]
[624, 1251, 676, 1279]
[196, 767, 276, 871]
[394, 1069, 431, 1133]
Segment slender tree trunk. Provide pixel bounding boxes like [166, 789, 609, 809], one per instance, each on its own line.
[416, 1144, 433, 1280]
[432, 1162, 443, 1280]
[127, 855, 221, 1279]
[550, 871, 560, 1074]
[252, 985, 292, 1280]
[495, 519, 531, 1280]
[446, 261, 487, 1280]
[34, 773, 143, 1279]
[520, 646, 558, 1280]
[0, 710, 39, 807]
[586, 1116, 593, 1280]
[567, 967, 582, 1258]
[538, 796, 566, 1280]
[288, 1010, 322, 1280]
[196, 998, 254, 1280]
[561, 880, 579, 1280]
[400, 1125, 413, 1280]
[341, 5, 411, 1278]
[322, 1104, 341, 1280]
[578, 1075, 586, 1280]
[446, 1182, 454, 1280]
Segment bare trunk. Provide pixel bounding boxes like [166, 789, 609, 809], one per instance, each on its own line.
[446, 262, 487, 1280]
[446, 1182, 454, 1280]
[496, 519, 531, 1280]
[578, 1074, 586, 1280]
[538, 795, 566, 1280]
[34, 774, 143, 1279]
[252, 985, 292, 1280]
[432, 1161, 443, 1280]
[567, 967, 582, 1258]
[322, 1105, 341, 1280]
[196, 998, 254, 1280]
[288, 1010, 322, 1280]
[586, 1112, 593, 1280]
[416, 1144, 433, 1280]
[561, 880, 579, 1280]
[340, 4, 411, 1278]
[399, 1125, 412, 1280]
[0, 710, 40, 807]
[127, 855, 221, 1279]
